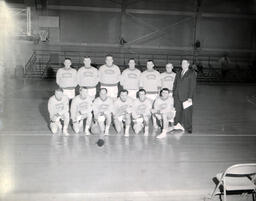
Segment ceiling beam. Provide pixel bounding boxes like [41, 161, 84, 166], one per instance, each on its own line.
[47, 5, 256, 20]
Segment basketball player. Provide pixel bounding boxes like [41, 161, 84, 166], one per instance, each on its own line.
[99, 55, 121, 98]
[152, 88, 176, 139]
[77, 56, 99, 98]
[48, 88, 70, 135]
[113, 90, 133, 136]
[56, 58, 77, 100]
[70, 87, 93, 135]
[140, 60, 161, 129]
[160, 63, 176, 93]
[120, 58, 141, 99]
[140, 60, 161, 100]
[132, 89, 153, 136]
[93, 88, 114, 135]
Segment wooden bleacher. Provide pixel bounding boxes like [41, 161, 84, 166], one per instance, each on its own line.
[24, 47, 256, 82]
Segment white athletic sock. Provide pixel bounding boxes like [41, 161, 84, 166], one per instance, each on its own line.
[144, 126, 149, 136]
[125, 126, 130, 136]
[104, 125, 110, 135]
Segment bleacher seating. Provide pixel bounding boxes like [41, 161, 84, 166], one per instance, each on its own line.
[24, 46, 256, 82]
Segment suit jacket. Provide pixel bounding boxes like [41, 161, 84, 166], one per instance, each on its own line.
[173, 68, 197, 102]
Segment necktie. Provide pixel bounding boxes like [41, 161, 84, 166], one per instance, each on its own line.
[181, 70, 185, 77]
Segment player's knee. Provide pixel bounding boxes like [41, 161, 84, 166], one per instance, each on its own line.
[97, 115, 105, 122]
[63, 112, 70, 121]
[87, 113, 92, 119]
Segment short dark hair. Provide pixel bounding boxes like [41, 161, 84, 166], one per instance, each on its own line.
[120, 89, 128, 94]
[105, 54, 113, 58]
[160, 88, 170, 96]
[128, 58, 135, 62]
[147, 60, 154, 65]
[55, 88, 63, 92]
[99, 88, 108, 93]
[79, 86, 87, 91]
[83, 56, 91, 59]
[64, 58, 72, 61]
[138, 88, 146, 94]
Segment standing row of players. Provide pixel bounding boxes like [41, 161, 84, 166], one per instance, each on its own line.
[48, 55, 185, 138]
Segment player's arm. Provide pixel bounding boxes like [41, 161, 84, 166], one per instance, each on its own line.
[139, 74, 144, 89]
[116, 66, 121, 83]
[48, 98, 59, 121]
[77, 69, 81, 86]
[131, 102, 139, 118]
[144, 101, 153, 117]
[59, 97, 69, 116]
[151, 100, 159, 114]
[96, 69, 100, 84]
[157, 73, 161, 92]
[172, 73, 178, 99]
[98, 66, 103, 84]
[73, 70, 78, 87]
[107, 98, 114, 115]
[70, 98, 77, 121]
[56, 69, 61, 87]
[120, 71, 125, 87]
[92, 100, 100, 118]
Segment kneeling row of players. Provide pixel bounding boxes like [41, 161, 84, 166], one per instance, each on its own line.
[48, 87, 181, 139]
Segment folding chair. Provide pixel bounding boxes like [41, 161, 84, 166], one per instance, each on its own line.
[210, 163, 256, 201]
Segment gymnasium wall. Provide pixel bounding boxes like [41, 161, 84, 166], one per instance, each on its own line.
[31, 0, 256, 55]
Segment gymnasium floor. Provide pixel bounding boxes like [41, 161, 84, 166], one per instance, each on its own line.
[0, 78, 256, 201]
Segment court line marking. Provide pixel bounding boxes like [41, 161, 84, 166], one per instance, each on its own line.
[0, 133, 256, 137]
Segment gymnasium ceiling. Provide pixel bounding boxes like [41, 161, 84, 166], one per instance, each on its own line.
[5, 0, 256, 15]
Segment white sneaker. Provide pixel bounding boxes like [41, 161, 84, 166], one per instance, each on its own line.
[124, 131, 129, 137]
[173, 123, 185, 131]
[134, 123, 142, 134]
[63, 129, 69, 136]
[104, 130, 109, 136]
[156, 132, 167, 139]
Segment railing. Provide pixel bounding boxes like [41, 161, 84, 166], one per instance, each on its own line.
[24, 48, 255, 82]
[24, 51, 37, 75]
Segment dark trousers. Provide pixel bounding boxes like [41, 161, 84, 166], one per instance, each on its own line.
[174, 99, 193, 132]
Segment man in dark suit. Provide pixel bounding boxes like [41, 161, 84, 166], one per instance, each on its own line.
[173, 59, 197, 133]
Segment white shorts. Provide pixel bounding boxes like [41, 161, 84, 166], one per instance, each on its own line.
[74, 113, 91, 122]
[63, 89, 75, 99]
[127, 89, 138, 99]
[103, 86, 118, 98]
[87, 88, 96, 98]
[155, 111, 176, 123]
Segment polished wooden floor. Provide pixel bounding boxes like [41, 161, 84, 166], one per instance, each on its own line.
[0, 78, 256, 201]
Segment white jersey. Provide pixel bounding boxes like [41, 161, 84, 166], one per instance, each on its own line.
[120, 68, 141, 90]
[153, 96, 175, 114]
[99, 64, 121, 86]
[48, 95, 69, 119]
[132, 98, 153, 117]
[56, 67, 77, 89]
[113, 97, 134, 116]
[70, 95, 93, 120]
[140, 70, 161, 93]
[77, 66, 99, 88]
[93, 97, 114, 115]
[160, 72, 176, 91]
